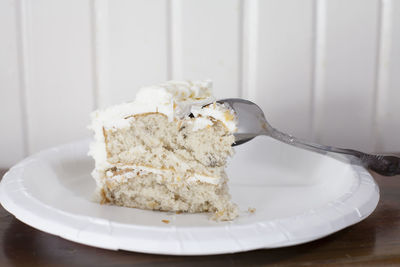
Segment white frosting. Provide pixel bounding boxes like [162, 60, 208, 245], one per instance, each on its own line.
[107, 164, 221, 185]
[88, 80, 237, 186]
[187, 173, 221, 185]
[190, 103, 237, 132]
[188, 117, 213, 131]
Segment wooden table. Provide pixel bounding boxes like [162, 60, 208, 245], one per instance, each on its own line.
[1, 169, 400, 266]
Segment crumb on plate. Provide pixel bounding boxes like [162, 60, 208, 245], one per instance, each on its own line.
[248, 207, 256, 214]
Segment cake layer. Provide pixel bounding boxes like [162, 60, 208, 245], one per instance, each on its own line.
[103, 113, 234, 179]
[101, 169, 238, 221]
[105, 165, 222, 185]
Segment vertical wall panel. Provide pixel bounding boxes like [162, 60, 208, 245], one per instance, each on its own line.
[23, 0, 94, 153]
[171, 0, 241, 99]
[313, 0, 379, 152]
[98, 0, 169, 108]
[243, 0, 314, 139]
[0, 0, 25, 167]
[376, 0, 400, 152]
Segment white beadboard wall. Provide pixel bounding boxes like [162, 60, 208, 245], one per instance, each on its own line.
[1, 0, 399, 168]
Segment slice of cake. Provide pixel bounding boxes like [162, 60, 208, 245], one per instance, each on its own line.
[88, 80, 238, 220]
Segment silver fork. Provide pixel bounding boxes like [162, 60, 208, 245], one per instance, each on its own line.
[217, 98, 400, 176]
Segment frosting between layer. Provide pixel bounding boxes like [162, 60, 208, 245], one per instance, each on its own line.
[106, 164, 222, 185]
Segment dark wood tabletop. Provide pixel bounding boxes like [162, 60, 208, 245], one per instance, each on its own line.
[1, 169, 400, 266]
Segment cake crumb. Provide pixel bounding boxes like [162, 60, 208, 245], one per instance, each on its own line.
[162, 219, 170, 224]
[175, 211, 182, 214]
[248, 207, 256, 214]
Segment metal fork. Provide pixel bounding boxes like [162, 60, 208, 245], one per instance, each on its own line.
[217, 98, 400, 176]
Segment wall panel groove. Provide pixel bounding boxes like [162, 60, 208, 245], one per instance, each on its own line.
[170, 0, 183, 80]
[375, 0, 400, 152]
[16, 0, 29, 157]
[166, 0, 172, 81]
[92, 0, 109, 109]
[312, 0, 327, 142]
[237, 0, 244, 98]
[372, 0, 385, 152]
[310, 0, 321, 141]
[241, 0, 259, 100]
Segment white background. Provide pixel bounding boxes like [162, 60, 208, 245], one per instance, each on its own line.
[1, 0, 399, 168]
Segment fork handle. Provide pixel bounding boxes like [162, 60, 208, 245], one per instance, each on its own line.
[267, 128, 400, 176]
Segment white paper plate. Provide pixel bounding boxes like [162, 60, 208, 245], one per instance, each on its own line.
[0, 136, 379, 255]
